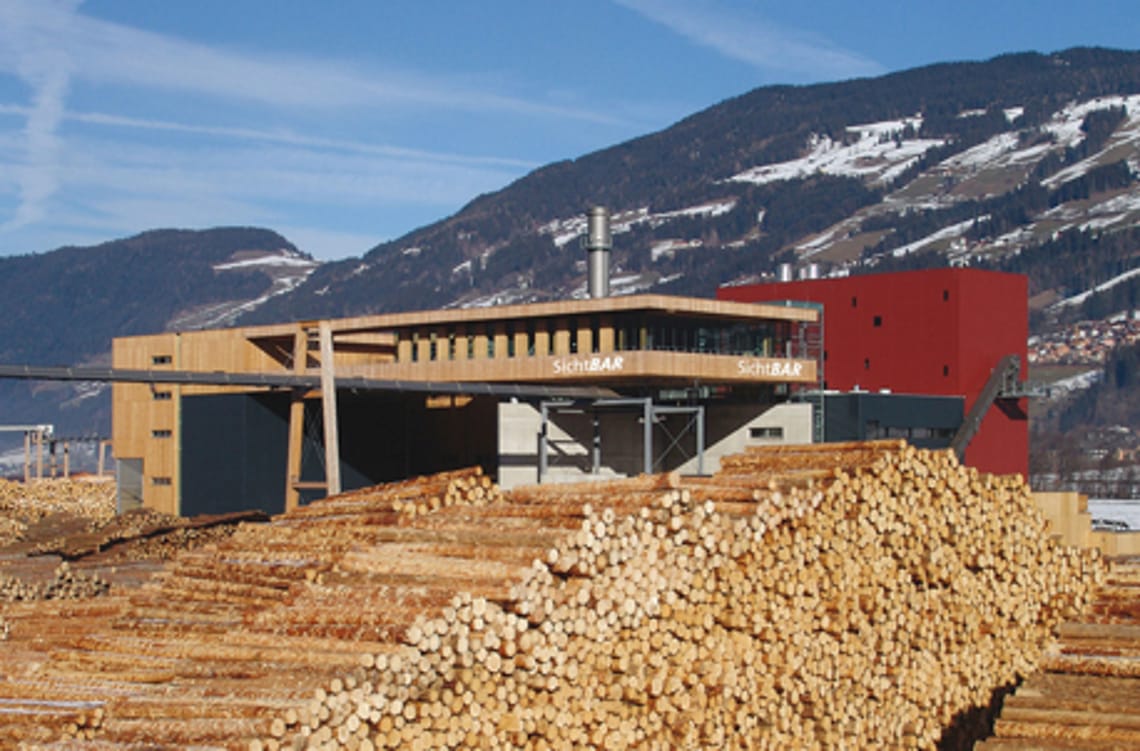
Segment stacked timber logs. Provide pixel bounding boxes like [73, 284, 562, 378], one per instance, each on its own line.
[0, 477, 116, 525]
[977, 559, 1140, 748]
[0, 561, 109, 601]
[256, 442, 1102, 751]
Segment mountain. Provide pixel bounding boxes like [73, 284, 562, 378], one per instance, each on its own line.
[3, 48, 1140, 486]
[0, 228, 317, 466]
[245, 47, 1140, 327]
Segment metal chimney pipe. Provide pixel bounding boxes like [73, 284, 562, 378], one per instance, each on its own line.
[777, 263, 794, 282]
[583, 207, 612, 298]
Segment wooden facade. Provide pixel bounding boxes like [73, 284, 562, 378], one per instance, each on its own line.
[112, 294, 820, 515]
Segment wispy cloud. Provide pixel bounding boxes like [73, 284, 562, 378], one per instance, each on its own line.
[0, 103, 541, 171]
[0, 0, 623, 124]
[615, 0, 885, 82]
[0, 0, 76, 231]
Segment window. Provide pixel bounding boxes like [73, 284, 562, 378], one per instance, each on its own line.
[943, 289, 950, 302]
[873, 315, 882, 327]
[153, 390, 172, 401]
[750, 426, 784, 440]
[151, 429, 172, 438]
[864, 358, 870, 370]
[851, 296, 858, 308]
[943, 365, 950, 377]
[151, 476, 172, 486]
[151, 354, 172, 365]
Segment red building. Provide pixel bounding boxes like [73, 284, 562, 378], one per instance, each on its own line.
[717, 268, 1028, 477]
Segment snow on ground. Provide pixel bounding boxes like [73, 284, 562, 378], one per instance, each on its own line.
[1041, 94, 1140, 187]
[168, 268, 316, 330]
[940, 132, 1053, 172]
[1087, 499, 1140, 530]
[729, 116, 945, 187]
[539, 202, 734, 249]
[651, 239, 703, 262]
[889, 217, 983, 258]
[1048, 369, 1103, 395]
[211, 250, 318, 272]
[1052, 267, 1140, 309]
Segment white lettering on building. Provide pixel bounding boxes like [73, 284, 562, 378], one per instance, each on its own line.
[736, 359, 804, 378]
[553, 355, 625, 375]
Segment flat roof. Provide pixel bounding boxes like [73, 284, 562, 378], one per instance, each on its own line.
[237, 294, 818, 340]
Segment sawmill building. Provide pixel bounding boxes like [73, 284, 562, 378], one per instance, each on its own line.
[112, 293, 822, 516]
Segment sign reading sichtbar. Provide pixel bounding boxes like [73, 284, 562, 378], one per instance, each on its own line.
[552, 355, 625, 375]
[737, 359, 804, 378]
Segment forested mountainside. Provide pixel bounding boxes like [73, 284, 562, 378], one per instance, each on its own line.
[3, 48, 1140, 487]
[0, 228, 316, 445]
[245, 48, 1140, 330]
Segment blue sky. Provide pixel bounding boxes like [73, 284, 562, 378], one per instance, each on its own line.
[0, 0, 1137, 261]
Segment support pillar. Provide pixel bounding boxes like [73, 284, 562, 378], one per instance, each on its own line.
[642, 398, 653, 475]
[318, 321, 341, 497]
[285, 328, 309, 511]
[23, 431, 30, 484]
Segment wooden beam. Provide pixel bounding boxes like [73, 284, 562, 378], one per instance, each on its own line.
[318, 321, 341, 497]
[284, 329, 307, 512]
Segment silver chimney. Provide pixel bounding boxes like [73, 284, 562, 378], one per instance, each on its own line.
[583, 207, 612, 298]
[777, 263, 794, 282]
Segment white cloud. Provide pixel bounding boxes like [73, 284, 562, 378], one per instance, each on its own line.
[0, 0, 76, 231]
[0, 0, 622, 124]
[615, 0, 884, 81]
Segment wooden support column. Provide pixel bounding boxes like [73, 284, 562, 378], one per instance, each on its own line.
[598, 316, 615, 352]
[35, 430, 43, 481]
[318, 321, 341, 497]
[98, 440, 110, 478]
[285, 328, 309, 512]
[23, 431, 30, 484]
[63, 442, 70, 479]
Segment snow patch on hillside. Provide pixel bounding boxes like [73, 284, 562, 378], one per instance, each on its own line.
[729, 116, 945, 187]
[1050, 369, 1102, 395]
[539, 201, 735, 249]
[1051, 266, 1140, 309]
[212, 250, 318, 272]
[171, 249, 318, 330]
[651, 239, 703, 261]
[890, 217, 985, 258]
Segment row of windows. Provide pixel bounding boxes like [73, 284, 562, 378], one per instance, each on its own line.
[399, 317, 791, 363]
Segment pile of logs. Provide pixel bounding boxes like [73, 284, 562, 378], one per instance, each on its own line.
[0, 515, 25, 546]
[0, 448, 1104, 749]
[254, 442, 1101, 750]
[0, 561, 109, 602]
[977, 558, 1140, 748]
[0, 478, 116, 526]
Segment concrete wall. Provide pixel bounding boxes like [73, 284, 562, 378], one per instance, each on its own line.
[498, 400, 812, 489]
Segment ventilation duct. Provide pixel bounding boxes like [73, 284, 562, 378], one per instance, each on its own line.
[583, 207, 612, 298]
